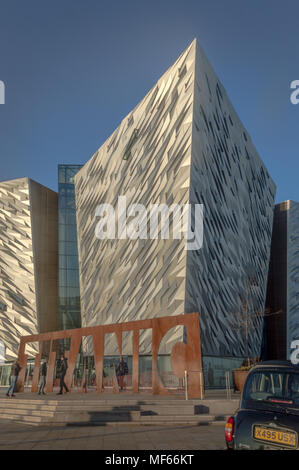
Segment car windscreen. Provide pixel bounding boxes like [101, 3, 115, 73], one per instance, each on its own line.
[243, 369, 299, 410]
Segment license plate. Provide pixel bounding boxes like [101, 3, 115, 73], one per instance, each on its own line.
[253, 425, 297, 448]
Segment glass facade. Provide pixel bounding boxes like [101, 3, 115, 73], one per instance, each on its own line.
[58, 165, 83, 331]
[202, 355, 244, 389]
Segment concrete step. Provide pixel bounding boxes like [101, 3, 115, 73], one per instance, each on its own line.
[0, 405, 206, 417]
[50, 410, 141, 423]
[42, 414, 230, 427]
[0, 412, 46, 423]
[0, 403, 57, 412]
[136, 414, 227, 422]
[0, 398, 205, 406]
[138, 405, 196, 416]
[0, 408, 55, 417]
[0, 410, 230, 427]
[0, 402, 237, 416]
[0, 395, 238, 427]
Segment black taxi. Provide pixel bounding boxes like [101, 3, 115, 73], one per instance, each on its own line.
[225, 361, 299, 450]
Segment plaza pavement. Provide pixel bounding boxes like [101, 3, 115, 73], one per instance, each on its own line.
[0, 419, 226, 450]
[0, 388, 236, 450]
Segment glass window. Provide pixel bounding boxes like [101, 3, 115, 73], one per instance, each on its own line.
[65, 213, 77, 226]
[66, 256, 79, 270]
[58, 167, 66, 184]
[202, 356, 243, 389]
[66, 226, 77, 243]
[66, 167, 81, 183]
[59, 225, 77, 242]
[59, 269, 67, 287]
[244, 369, 299, 407]
[59, 212, 67, 225]
[59, 286, 67, 300]
[59, 225, 66, 241]
[67, 287, 80, 299]
[67, 242, 78, 256]
[67, 270, 79, 288]
[59, 242, 78, 256]
[58, 255, 67, 269]
[59, 195, 67, 209]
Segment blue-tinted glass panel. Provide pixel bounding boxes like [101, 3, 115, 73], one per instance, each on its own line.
[58, 164, 83, 331]
[59, 225, 77, 243]
[59, 255, 67, 269]
[67, 270, 79, 287]
[58, 166, 66, 184]
[66, 256, 79, 270]
[59, 269, 67, 287]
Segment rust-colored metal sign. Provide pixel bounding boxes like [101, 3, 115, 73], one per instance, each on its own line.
[16, 313, 204, 398]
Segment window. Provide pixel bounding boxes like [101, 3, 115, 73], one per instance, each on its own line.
[244, 369, 299, 407]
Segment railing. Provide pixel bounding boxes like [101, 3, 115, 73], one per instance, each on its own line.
[184, 370, 205, 400]
[225, 371, 232, 400]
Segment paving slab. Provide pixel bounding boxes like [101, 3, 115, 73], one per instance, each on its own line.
[0, 419, 226, 450]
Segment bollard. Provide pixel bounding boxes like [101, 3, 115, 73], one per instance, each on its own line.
[184, 370, 188, 400]
[225, 371, 231, 400]
[199, 371, 204, 399]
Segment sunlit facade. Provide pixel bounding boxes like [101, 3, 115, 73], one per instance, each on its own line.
[75, 39, 276, 386]
[0, 177, 58, 362]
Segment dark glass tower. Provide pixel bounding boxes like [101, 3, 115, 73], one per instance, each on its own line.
[58, 165, 83, 331]
[265, 200, 299, 360]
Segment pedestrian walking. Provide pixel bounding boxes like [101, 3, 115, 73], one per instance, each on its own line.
[6, 360, 21, 398]
[38, 358, 48, 395]
[116, 356, 128, 391]
[57, 355, 69, 395]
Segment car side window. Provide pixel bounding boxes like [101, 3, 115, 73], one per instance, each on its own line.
[286, 374, 299, 404]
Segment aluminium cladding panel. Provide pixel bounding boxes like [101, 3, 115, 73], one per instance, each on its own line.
[29, 179, 59, 334]
[75, 40, 197, 355]
[0, 178, 39, 360]
[0, 178, 59, 361]
[185, 41, 276, 358]
[287, 201, 299, 358]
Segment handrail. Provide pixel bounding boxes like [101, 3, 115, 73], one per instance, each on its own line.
[184, 370, 205, 400]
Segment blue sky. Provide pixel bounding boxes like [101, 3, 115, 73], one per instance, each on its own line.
[0, 0, 298, 203]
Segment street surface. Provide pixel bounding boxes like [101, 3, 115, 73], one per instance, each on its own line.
[0, 420, 226, 450]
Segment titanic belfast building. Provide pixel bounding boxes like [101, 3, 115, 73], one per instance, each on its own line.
[0, 178, 59, 362]
[74, 39, 276, 384]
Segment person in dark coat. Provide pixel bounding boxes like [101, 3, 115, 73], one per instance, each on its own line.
[57, 355, 69, 395]
[116, 356, 129, 391]
[6, 360, 21, 398]
[38, 358, 48, 395]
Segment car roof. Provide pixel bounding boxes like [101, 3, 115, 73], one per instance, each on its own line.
[250, 360, 299, 370]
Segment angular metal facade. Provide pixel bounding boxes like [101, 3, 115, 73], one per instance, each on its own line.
[0, 178, 58, 360]
[75, 40, 196, 355]
[75, 39, 276, 358]
[185, 43, 276, 358]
